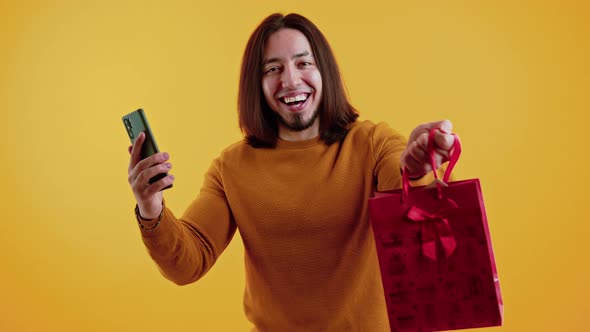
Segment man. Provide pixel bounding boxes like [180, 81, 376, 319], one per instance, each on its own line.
[127, 13, 455, 331]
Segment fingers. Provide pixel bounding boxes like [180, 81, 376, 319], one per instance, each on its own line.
[407, 135, 427, 164]
[128, 151, 171, 185]
[413, 119, 454, 151]
[151, 174, 175, 192]
[135, 152, 170, 174]
[130, 162, 175, 197]
[436, 119, 453, 134]
[433, 130, 454, 151]
[138, 174, 175, 196]
[403, 119, 454, 176]
[403, 138, 444, 176]
[141, 162, 172, 186]
[401, 148, 430, 178]
[423, 119, 453, 150]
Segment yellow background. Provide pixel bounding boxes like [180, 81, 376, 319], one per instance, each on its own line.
[1, 0, 588, 331]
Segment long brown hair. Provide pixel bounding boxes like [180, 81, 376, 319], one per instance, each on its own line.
[238, 13, 359, 148]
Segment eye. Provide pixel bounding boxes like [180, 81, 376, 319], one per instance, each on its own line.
[297, 60, 316, 69]
[264, 66, 280, 74]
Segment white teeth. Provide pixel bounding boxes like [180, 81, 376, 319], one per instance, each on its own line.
[283, 94, 308, 104]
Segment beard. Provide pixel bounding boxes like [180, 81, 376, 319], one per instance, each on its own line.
[277, 108, 320, 132]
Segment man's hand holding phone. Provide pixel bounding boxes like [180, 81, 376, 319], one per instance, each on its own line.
[127, 132, 175, 219]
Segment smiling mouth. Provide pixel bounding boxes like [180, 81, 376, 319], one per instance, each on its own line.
[280, 93, 310, 107]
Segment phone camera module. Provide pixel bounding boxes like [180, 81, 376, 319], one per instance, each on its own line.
[124, 119, 134, 138]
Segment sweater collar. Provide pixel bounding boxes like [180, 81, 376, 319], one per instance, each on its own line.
[276, 135, 323, 149]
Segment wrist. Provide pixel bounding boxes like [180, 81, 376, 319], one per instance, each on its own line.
[137, 202, 162, 220]
[135, 203, 164, 231]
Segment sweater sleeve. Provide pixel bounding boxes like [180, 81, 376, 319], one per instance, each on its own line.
[139, 157, 237, 285]
[371, 122, 408, 191]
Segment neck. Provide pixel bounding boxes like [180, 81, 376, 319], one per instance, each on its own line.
[278, 120, 320, 141]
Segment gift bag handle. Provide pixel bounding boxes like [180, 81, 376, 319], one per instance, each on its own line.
[402, 128, 462, 201]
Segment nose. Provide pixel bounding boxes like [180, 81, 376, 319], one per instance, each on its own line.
[281, 64, 302, 88]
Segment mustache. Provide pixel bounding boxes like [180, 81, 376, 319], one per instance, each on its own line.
[277, 89, 313, 97]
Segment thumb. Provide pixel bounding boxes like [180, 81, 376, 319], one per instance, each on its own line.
[429, 119, 452, 134]
[426, 119, 454, 151]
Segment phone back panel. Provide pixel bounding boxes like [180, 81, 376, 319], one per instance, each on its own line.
[122, 108, 160, 160]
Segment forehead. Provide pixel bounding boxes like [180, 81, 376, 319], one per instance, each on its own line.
[263, 28, 313, 60]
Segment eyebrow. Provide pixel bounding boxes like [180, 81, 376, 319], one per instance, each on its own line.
[263, 51, 311, 66]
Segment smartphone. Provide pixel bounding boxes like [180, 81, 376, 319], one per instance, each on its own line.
[122, 108, 172, 190]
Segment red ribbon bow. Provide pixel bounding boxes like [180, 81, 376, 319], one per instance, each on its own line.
[405, 201, 458, 261]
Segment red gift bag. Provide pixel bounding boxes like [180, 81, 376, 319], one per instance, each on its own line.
[369, 129, 503, 331]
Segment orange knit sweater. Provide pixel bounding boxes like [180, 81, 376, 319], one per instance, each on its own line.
[140, 120, 427, 331]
